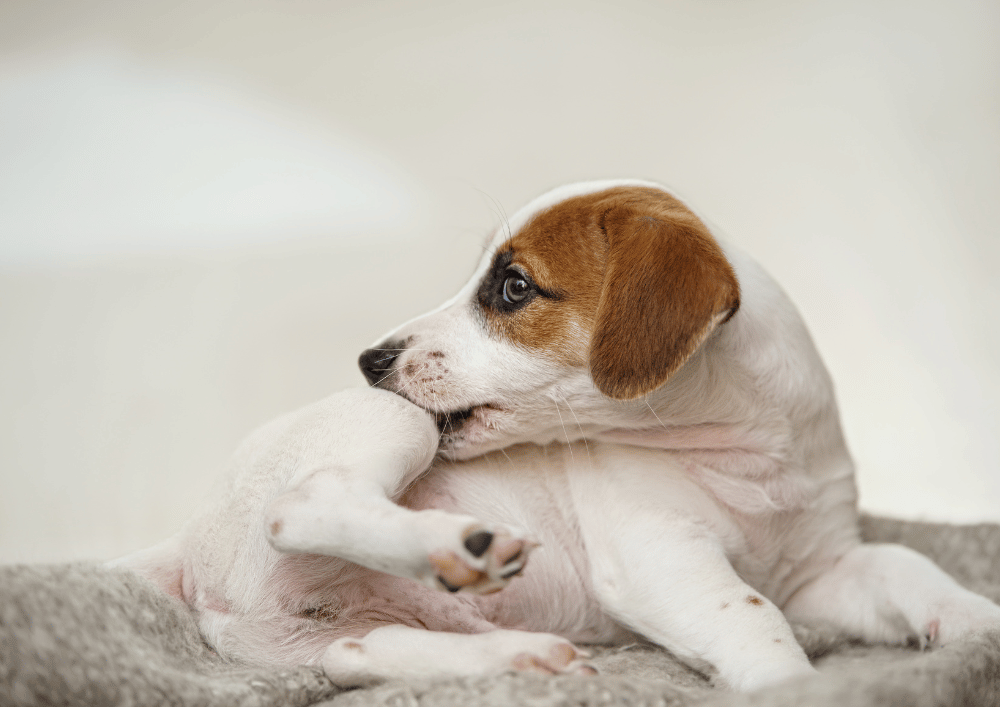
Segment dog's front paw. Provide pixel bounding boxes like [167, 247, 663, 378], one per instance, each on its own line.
[428, 526, 537, 595]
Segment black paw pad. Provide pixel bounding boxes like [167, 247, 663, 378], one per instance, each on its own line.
[438, 576, 462, 593]
[463, 530, 494, 558]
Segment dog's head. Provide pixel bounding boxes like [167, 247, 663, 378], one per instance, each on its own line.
[359, 180, 741, 458]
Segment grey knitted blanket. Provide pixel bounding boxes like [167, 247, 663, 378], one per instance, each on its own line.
[3, 515, 1000, 707]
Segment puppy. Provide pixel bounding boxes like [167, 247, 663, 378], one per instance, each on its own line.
[118, 180, 1000, 692]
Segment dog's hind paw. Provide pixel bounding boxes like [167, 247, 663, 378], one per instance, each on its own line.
[921, 593, 1000, 648]
[510, 640, 597, 676]
[429, 526, 538, 595]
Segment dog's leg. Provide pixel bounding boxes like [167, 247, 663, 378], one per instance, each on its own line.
[321, 624, 595, 686]
[265, 465, 533, 595]
[257, 389, 537, 594]
[584, 519, 815, 691]
[569, 453, 816, 691]
[783, 543, 1000, 648]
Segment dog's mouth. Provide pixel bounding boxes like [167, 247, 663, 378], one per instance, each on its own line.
[434, 407, 476, 434]
[432, 403, 504, 436]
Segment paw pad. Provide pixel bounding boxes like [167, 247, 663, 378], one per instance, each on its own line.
[429, 527, 536, 595]
[463, 530, 494, 557]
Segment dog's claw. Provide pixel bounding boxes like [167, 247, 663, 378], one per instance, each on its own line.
[920, 619, 941, 650]
[928, 619, 939, 643]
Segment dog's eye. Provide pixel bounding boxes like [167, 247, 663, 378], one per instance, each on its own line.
[503, 276, 530, 304]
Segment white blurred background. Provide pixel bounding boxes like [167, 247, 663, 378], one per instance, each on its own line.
[1, 0, 997, 563]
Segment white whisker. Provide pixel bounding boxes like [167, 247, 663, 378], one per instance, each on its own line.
[645, 399, 668, 430]
[471, 186, 513, 246]
[552, 396, 575, 467]
[559, 394, 592, 468]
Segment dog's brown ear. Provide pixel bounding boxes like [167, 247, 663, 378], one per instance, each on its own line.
[588, 200, 740, 400]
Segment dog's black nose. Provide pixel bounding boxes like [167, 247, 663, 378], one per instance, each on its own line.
[358, 340, 405, 386]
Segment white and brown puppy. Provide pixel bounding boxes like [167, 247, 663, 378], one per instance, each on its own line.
[118, 180, 1000, 692]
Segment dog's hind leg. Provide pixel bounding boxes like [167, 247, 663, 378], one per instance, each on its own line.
[265, 466, 533, 595]
[783, 543, 1000, 648]
[320, 624, 595, 687]
[263, 388, 538, 594]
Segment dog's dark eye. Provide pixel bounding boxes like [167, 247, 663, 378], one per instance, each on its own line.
[503, 276, 530, 304]
[477, 253, 552, 314]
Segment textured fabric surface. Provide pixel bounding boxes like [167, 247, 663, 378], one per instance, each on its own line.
[2, 514, 999, 707]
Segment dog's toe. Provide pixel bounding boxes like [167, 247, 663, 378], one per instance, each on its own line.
[509, 640, 596, 676]
[428, 525, 538, 595]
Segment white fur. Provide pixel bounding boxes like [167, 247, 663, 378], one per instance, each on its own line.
[115, 180, 1000, 693]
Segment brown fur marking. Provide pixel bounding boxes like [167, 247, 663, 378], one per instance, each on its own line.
[480, 186, 740, 399]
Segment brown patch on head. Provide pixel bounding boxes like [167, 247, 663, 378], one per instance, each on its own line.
[746, 595, 764, 606]
[478, 196, 609, 366]
[269, 519, 283, 536]
[478, 185, 740, 399]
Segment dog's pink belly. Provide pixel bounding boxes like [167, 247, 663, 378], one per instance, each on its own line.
[400, 449, 630, 644]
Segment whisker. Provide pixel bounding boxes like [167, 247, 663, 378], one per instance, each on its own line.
[368, 348, 435, 368]
[552, 396, 575, 467]
[486, 191, 512, 243]
[430, 388, 451, 451]
[431, 402, 458, 469]
[374, 359, 432, 391]
[370, 348, 435, 361]
[496, 196, 512, 242]
[372, 370, 395, 388]
[470, 186, 513, 247]
[560, 394, 592, 468]
[645, 399, 669, 430]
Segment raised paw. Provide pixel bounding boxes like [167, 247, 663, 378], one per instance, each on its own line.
[428, 526, 537, 595]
